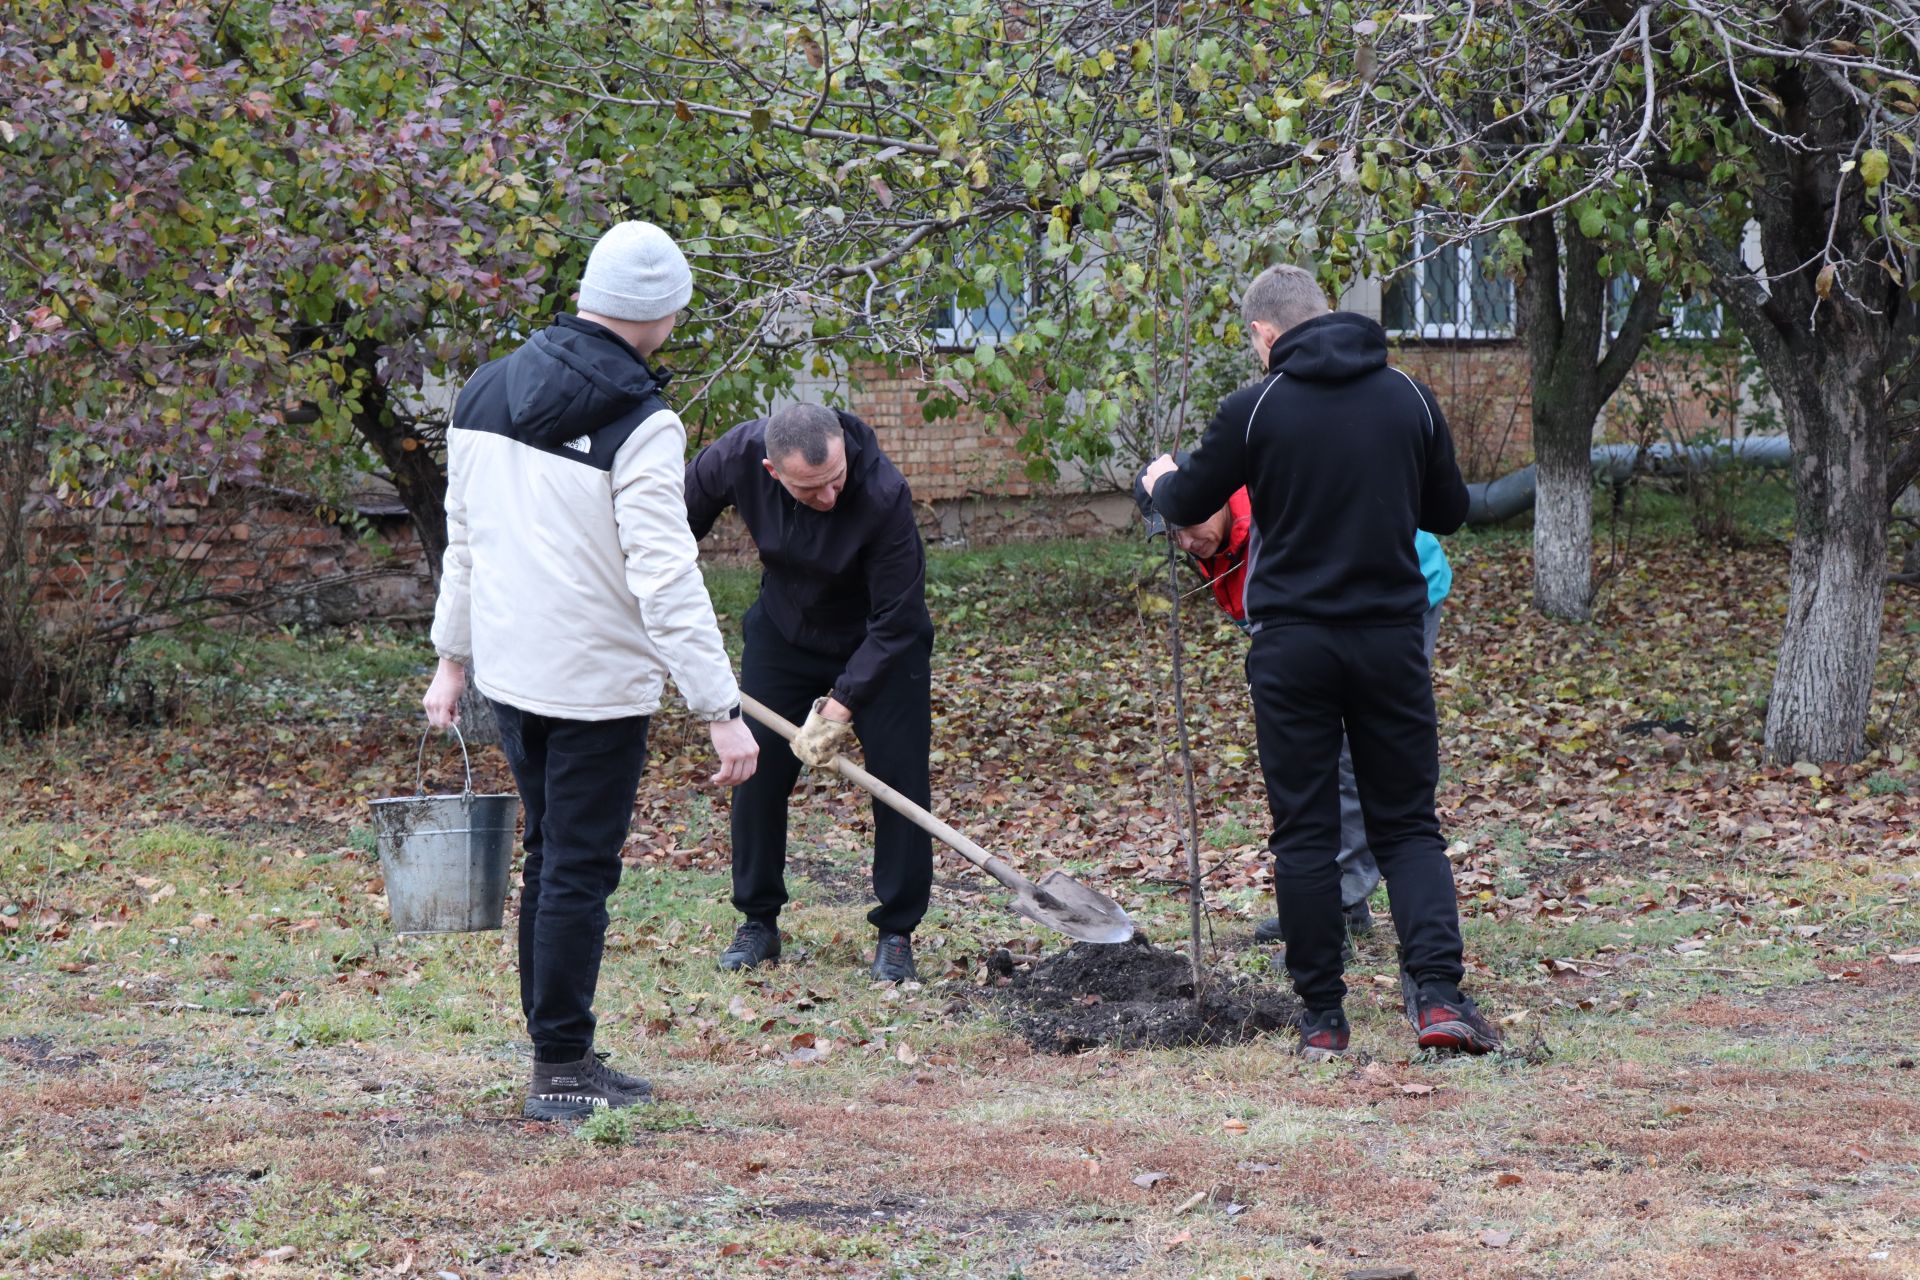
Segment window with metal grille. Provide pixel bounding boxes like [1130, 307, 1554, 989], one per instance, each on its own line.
[1382, 234, 1515, 340]
[931, 272, 1028, 348]
[1607, 275, 1724, 340]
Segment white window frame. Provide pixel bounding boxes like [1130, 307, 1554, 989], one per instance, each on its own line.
[1383, 231, 1516, 341]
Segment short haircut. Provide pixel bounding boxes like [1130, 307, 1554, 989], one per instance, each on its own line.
[1241, 263, 1330, 337]
[765, 403, 843, 468]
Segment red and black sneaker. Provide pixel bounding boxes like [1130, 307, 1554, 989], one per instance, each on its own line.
[1294, 1007, 1351, 1061]
[1401, 974, 1502, 1054]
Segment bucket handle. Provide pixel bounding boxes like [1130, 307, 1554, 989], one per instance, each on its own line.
[415, 723, 474, 799]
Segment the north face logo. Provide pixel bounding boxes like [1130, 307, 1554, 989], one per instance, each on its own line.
[563, 436, 591, 453]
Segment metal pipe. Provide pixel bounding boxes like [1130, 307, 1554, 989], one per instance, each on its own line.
[1463, 435, 1792, 525]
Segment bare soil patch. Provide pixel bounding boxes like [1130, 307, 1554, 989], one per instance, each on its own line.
[0, 1034, 98, 1073]
[1002, 934, 1298, 1052]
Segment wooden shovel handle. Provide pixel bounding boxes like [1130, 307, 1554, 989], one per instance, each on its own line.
[737, 693, 1040, 897]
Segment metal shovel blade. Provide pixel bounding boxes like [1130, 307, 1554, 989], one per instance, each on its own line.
[1010, 869, 1137, 945]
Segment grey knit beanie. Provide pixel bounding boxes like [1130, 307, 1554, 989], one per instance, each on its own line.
[576, 221, 693, 321]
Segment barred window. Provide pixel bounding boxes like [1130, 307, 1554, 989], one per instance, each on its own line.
[931, 272, 1028, 348]
[1383, 234, 1515, 340]
[1608, 275, 1724, 340]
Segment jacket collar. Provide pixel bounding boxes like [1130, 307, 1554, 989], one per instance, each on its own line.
[556, 314, 675, 393]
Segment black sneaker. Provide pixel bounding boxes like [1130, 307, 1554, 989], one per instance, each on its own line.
[1294, 1007, 1351, 1061]
[870, 931, 916, 982]
[1401, 973, 1502, 1054]
[1255, 914, 1354, 962]
[593, 1051, 653, 1103]
[1343, 899, 1374, 937]
[524, 1054, 642, 1122]
[718, 920, 781, 971]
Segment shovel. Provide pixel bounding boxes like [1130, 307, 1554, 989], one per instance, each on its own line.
[739, 694, 1135, 945]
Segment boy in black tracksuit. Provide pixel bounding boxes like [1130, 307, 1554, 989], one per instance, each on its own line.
[1143, 267, 1499, 1057]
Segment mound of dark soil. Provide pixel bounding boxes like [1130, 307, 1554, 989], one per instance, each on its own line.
[1003, 935, 1298, 1053]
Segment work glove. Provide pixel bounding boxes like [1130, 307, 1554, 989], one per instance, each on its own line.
[791, 697, 854, 767]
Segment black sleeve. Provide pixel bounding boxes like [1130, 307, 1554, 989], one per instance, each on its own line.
[831, 491, 929, 714]
[683, 427, 742, 540]
[1152, 385, 1256, 527]
[1414, 382, 1470, 535]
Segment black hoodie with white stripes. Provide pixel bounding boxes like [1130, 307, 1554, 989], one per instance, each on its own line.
[1152, 311, 1469, 629]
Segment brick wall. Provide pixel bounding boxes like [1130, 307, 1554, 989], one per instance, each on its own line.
[1390, 342, 1535, 482]
[30, 492, 432, 626]
[29, 340, 1756, 613]
[696, 356, 1126, 560]
[843, 359, 1043, 501]
[1384, 340, 1759, 481]
[1608, 344, 1757, 444]
[695, 490, 1137, 562]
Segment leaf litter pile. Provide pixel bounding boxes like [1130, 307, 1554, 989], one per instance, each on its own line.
[1002, 933, 1296, 1052]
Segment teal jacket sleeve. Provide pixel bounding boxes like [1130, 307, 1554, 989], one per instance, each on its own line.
[1415, 531, 1451, 610]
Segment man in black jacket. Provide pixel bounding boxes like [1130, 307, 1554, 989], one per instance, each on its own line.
[1141, 263, 1499, 1059]
[685, 403, 935, 981]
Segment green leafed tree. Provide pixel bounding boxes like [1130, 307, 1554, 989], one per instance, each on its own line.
[9, 0, 1913, 764]
[1303, 1, 1918, 762]
[469, 1, 1357, 466]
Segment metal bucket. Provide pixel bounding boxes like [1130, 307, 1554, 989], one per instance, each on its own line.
[369, 726, 519, 934]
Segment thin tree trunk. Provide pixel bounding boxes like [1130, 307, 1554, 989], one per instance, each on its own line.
[1516, 203, 1664, 621]
[340, 329, 500, 744]
[344, 333, 451, 576]
[1764, 356, 1888, 763]
[1532, 412, 1594, 618]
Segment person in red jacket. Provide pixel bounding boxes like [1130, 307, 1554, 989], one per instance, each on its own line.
[1138, 473, 1254, 623]
[1134, 464, 1374, 959]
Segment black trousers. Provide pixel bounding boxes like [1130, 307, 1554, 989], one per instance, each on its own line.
[1246, 621, 1464, 1011]
[490, 700, 650, 1062]
[732, 602, 933, 935]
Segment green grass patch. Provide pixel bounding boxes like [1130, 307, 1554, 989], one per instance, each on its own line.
[1865, 770, 1909, 795]
[13, 1226, 85, 1263]
[575, 1102, 702, 1144]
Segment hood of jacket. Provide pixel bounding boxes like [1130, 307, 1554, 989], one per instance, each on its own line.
[1267, 311, 1389, 381]
[498, 314, 670, 446]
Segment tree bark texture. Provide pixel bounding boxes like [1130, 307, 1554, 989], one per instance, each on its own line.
[1517, 203, 1667, 622]
[1690, 42, 1909, 764]
[1761, 340, 1887, 763]
[1530, 415, 1595, 619]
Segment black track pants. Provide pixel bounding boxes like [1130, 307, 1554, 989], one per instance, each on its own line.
[491, 701, 650, 1062]
[1246, 621, 1464, 1011]
[729, 602, 933, 935]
